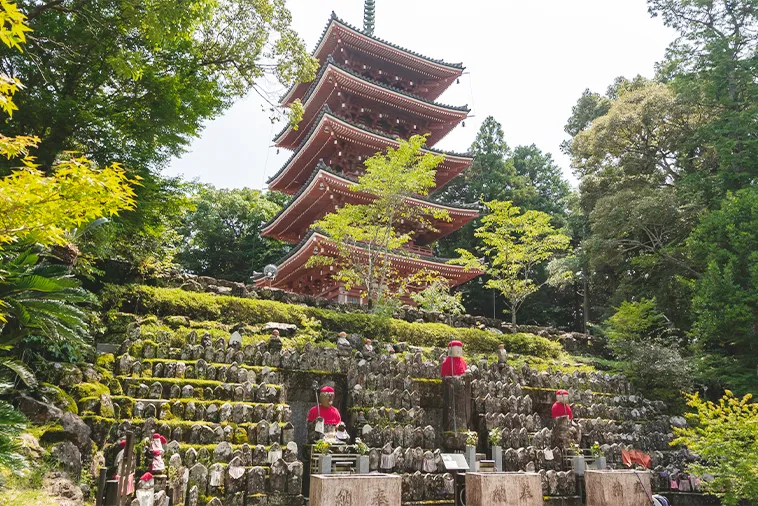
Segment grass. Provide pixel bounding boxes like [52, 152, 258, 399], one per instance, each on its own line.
[0, 489, 60, 506]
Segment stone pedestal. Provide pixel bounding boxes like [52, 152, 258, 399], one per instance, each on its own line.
[466, 472, 543, 506]
[442, 375, 471, 451]
[310, 474, 402, 506]
[585, 470, 652, 506]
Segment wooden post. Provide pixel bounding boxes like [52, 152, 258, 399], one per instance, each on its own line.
[117, 431, 135, 506]
[95, 467, 108, 506]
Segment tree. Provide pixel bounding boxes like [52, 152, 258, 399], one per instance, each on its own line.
[2, 0, 318, 172]
[436, 116, 527, 207]
[0, 154, 136, 248]
[0, 0, 134, 384]
[0, 0, 318, 279]
[309, 135, 448, 307]
[450, 201, 572, 324]
[672, 391, 758, 506]
[410, 279, 464, 317]
[176, 186, 289, 282]
[603, 299, 694, 402]
[649, 0, 758, 191]
[511, 144, 571, 221]
[687, 187, 758, 394]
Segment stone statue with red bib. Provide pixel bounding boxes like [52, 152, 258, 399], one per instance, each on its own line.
[307, 385, 343, 443]
[440, 341, 467, 377]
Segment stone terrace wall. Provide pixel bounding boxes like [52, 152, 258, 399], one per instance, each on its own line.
[64, 306, 694, 506]
[155, 272, 602, 355]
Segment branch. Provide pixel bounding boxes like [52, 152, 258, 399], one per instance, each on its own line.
[26, 0, 65, 20]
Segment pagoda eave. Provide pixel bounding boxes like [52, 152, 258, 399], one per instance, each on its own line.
[268, 110, 473, 195]
[281, 15, 464, 105]
[261, 167, 479, 244]
[274, 62, 469, 150]
[254, 232, 482, 297]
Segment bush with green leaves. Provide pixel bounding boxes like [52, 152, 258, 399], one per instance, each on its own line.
[603, 299, 693, 404]
[102, 285, 563, 359]
[672, 391, 758, 505]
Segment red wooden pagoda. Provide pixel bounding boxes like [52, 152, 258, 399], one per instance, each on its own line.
[256, 12, 481, 304]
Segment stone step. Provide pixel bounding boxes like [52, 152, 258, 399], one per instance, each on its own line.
[119, 376, 285, 404]
[83, 396, 291, 426]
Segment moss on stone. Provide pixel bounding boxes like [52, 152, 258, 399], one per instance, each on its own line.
[96, 353, 115, 369]
[110, 285, 564, 359]
[39, 383, 78, 415]
[70, 382, 110, 401]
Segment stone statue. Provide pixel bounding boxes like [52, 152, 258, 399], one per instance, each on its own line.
[440, 341, 467, 377]
[148, 433, 168, 474]
[497, 344, 508, 364]
[551, 390, 581, 449]
[335, 422, 350, 444]
[308, 386, 342, 426]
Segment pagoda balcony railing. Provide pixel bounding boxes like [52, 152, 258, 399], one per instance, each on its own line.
[403, 243, 433, 257]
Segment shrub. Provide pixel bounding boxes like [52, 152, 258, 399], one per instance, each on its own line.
[672, 391, 758, 506]
[104, 285, 562, 359]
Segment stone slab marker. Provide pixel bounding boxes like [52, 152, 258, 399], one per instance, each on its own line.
[466, 472, 543, 506]
[310, 474, 402, 506]
[585, 470, 652, 506]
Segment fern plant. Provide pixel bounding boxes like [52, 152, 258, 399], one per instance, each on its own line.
[0, 249, 95, 371]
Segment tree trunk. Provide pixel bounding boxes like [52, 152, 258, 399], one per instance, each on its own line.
[583, 276, 589, 334]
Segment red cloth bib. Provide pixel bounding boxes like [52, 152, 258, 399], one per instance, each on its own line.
[551, 402, 573, 419]
[440, 357, 467, 377]
[307, 405, 342, 425]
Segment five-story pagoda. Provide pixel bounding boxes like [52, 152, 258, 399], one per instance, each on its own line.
[256, 6, 481, 304]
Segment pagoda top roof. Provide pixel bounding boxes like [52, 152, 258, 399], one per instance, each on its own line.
[280, 13, 465, 105]
[274, 58, 469, 146]
[267, 105, 473, 190]
[263, 160, 480, 234]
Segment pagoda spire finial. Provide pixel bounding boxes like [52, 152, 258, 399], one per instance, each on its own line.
[363, 0, 375, 35]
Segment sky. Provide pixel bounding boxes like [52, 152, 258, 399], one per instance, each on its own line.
[165, 0, 678, 190]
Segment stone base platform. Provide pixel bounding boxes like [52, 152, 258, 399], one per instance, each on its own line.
[310, 474, 402, 506]
[585, 470, 652, 506]
[465, 472, 543, 506]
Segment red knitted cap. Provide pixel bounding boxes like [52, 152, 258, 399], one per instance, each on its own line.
[448, 341, 463, 347]
[320, 386, 335, 393]
[556, 389, 569, 395]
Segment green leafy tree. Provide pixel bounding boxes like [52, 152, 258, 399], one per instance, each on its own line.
[650, 0, 758, 191]
[1, 0, 317, 278]
[450, 201, 571, 324]
[310, 135, 448, 307]
[511, 145, 571, 220]
[410, 279, 464, 317]
[603, 298, 693, 402]
[672, 391, 758, 505]
[688, 187, 758, 394]
[3, 0, 317, 172]
[177, 186, 289, 282]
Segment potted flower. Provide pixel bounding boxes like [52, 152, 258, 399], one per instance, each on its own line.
[488, 428, 503, 472]
[591, 441, 606, 469]
[355, 438, 370, 474]
[465, 431, 478, 471]
[313, 439, 331, 474]
[570, 442, 586, 476]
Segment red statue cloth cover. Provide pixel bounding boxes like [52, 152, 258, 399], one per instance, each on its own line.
[551, 402, 573, 420]
[440, 356, 467, 377]
[307, 405, 342, 425]
[622, 449, 651, 469]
